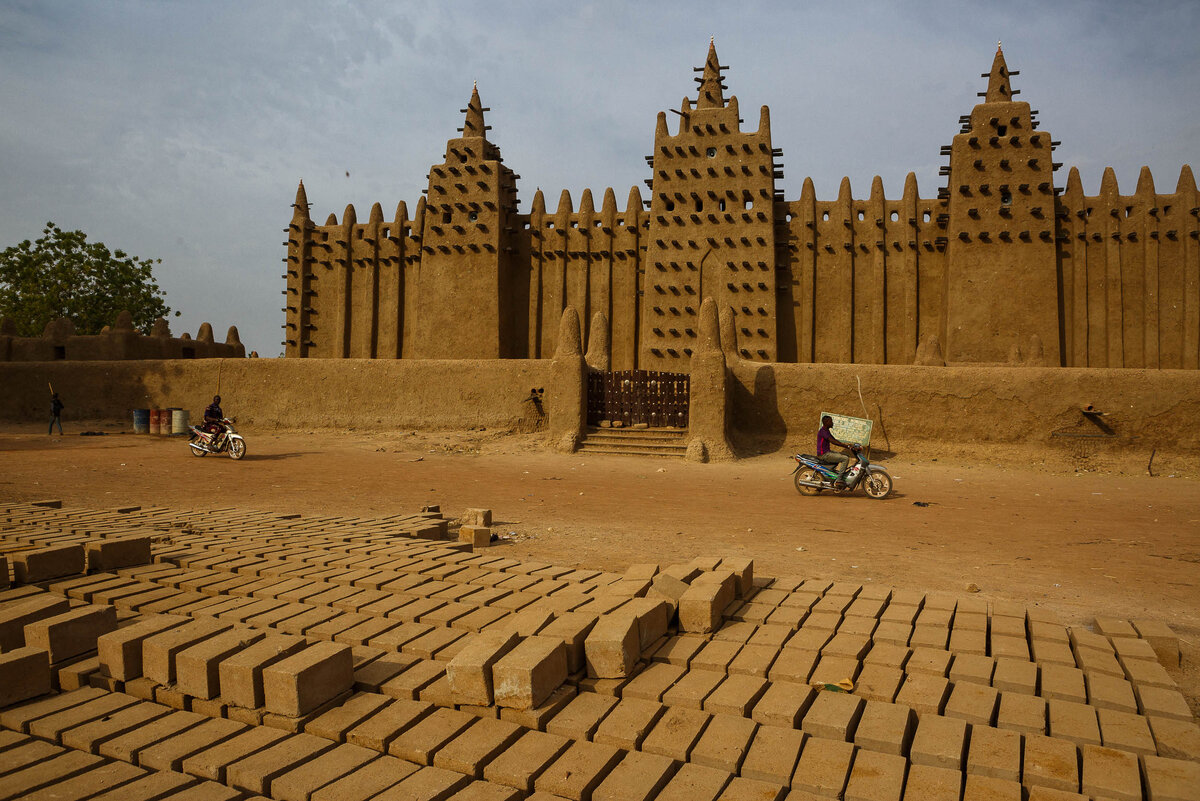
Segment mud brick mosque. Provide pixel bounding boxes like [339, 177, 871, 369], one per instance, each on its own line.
[283, 43, 1199, 373]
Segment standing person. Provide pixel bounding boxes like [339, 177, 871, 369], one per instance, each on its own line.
[49, 392, 64, 435]
[817, 415, 852, 484]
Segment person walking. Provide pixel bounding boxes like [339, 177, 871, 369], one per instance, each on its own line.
[49, 392, 64, 435]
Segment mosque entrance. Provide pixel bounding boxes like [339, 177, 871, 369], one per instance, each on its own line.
[586, 369, 689, 429]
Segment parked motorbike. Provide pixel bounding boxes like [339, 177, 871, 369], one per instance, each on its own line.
[792, 444, 892, 499]
[187, 418, 246, 460]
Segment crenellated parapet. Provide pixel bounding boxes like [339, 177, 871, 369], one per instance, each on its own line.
[0, 312, 244, 362]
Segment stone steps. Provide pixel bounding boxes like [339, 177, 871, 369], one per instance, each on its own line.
[578, 427, 689, 458]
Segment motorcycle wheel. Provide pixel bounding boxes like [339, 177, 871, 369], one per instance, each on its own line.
[188, 443, 207, 458]
[228, 438, 246, 461]
[794, 468, 822, 496]
[863, 470, 893, 499]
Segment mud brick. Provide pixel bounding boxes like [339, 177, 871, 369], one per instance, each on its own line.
[994, 690, 1046, 735]
[0, 594, 70, 650]
[1119, 654, 1176, 689]
[481, 729, 569, 793]
[690, 712, 757, 773]
[900, 764, 961, 800]
[142, 618, 232, 685]
[225, 731, 334, 796]
[1147, 715, 1200, 761]
[388, 706, 474, 765]
[309, 754, 417, 801]
[1090, 616, 1135, 639]
[154, 683, 192, 711]
[750, 681, 814, 728]
[714, 621, 758, 644]
[28, 689, 138, 742]
[494, 635, 567, 710]
[1142, 754, 1200, 801]
[435, 716, 523, 778]
[689, 640, 740, 674]
[0, 684, 101, 732]
[12, 544, 85, 584]
[97, 707, 202, 762]
[678, 579, 735, 634]
[219, 633, 307, 710]
[654, 763, 731, 801]
[909, 624, 949, 649]
[703, 674, 768, 717]
[1136, 684, 1194, 721]
[966, 725, 1022, 782]
[853, 699, 915, 756]
[715, 557, 753, 597]
[1075, 647, 1125, 678]
[990, 658, 1038, 696]
[943, 680, 999, 726]
[894, 672, 950, 718]
[729, 602, 775, 625]
[878, 601, 919, 624]
[21, 759, 149, 800]
[381, 659, 444, 700]
[947, 653, 995, 686]
[59, 699, 168, 753]
[445, 629, 519, 706]
[85, 536, 152, 571]
[788, 736, 853, 798]
[545, 693, 615, 742]
[962, 774, 1022, 801]
[746, 624, 791, 649]
[905, 646, 951, 676]
[1048, 699, 1101, 747]
[174, 627, 264, 700]
[271, 741, 379, 801]
[275, 606, 343, 636]
[637, 704, 709, 761]
[661, 668, 724, 709]
[1031, 638, 1078, 666]
[623, 597, 673, 649]
[355, 653, 417, 692]
[137, 716, 246, 774]
[730, 727, 798, 788]
[86, 770, 198, 801]
[453, 606, 510, 634]
[1093, 710, 1152, 758]
[854, 664, 904, 703]
[592, 749, 677, 801]
[371, 621, 434, 651]
[1040, 664, 1086, 703]
[1079, 743, 1141, 801]
[1085, 671, 1138, 713]
[870, 621, 912, 646]
[342, 696, 430, 752]
[539, 612, 599, 674]
[333, 617, 400, 647]
[305, 691, 392, 742]
[909, 714, 967, 770]
[1023, 733, 1080, 793]
[181, 725, 289, 783]
[1130, 619, 1181, 668]
[766, 648, 818, 685]
[2, 752, 109, 801]
[0, 646, 52, 707]
[649, 572, 690, 606]
[590, 697, 662, 750]
[533, 739, 624, 800]
[585, 614, 641, 679]
[263, 641, 354, 717]
[840, 749, 905, 801]
[764, 605, 807, 629]
[810, 654, 861, 687]
[784, 625, 834, 652]
[622, 661, 685, 702]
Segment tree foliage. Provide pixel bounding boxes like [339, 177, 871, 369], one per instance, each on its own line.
[0, 222, 177, 336]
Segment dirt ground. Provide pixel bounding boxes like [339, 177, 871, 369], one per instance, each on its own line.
[2, 424, 1197, 712]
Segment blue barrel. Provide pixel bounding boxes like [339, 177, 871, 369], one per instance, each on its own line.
[132, 409, 150, 434]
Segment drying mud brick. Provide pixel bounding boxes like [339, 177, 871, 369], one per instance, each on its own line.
[739, 725, 805, 785]
[623, 597, 673, 650]
[792, 737, 857, 798]
[535, 739, 625, 801]
[218, 633, 308, 710]
[142, 618, 233, 685]
[967, 725, 1023, 782]
[0, 594, 70, 651]
[434, 716, 523, 778]
[389, 707, 476, 765]
[593, 697, 666, 751]
[0, 646, 51, 707]
[853, 700, 916, 756]
[262, 641, 354, 717]
[539, 612, 599, 674]
[269, 741, 379, 801]
[178, 725, 288, 782]
[446, 629, 520, 706]
[1131, 619, 1182, 668]
[751, 681, 814, 728]
[844, 749, 908, 801]
[802, 690, 864, 742]
[23, 604, 118, 663]
[909, 714, 968, 770]
[85, 536, 152, 571]
[547, 692, 620, 741]
[12, 543, 85, 583]
[309, 754, 418, 801]
[305, 691, 392, 742]
[176, 627, 265, 700]
[462, 508, 493, 527]
[592, 749, 678, 801]
[97, 708, 205, 763]
[225, 731, 334, 796]
[640, 705, 712, 761]
[689, 712, 758, 773]
[1141, 754, 1200, 801]
[1080, 744, 1142, 801]
[1022, 734, 1080, 793]
[483, 729, 572, 793]
[460, 525, 492, 549]
[585, 613, 641, 678]
[903, 763, 965, 801]
[493, 635, 568, 710]
[678, 577, 735, 634]
[653, 763, 731, 801]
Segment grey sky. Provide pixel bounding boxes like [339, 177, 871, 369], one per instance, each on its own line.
[1, 1, 1196, 355]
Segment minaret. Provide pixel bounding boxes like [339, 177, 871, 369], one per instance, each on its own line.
[640, 40, 779, 371]
[943, 44, 1061, 364]
[283, 180, 312, 357]
[411, 85, 522, 358]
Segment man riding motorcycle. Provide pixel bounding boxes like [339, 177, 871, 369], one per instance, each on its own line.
[817, 415, 854, 487]
[202, 395, 224, 446]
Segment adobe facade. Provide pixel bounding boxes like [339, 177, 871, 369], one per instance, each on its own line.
[283, 44, 1199, 371]
[0, 312, 245, 362]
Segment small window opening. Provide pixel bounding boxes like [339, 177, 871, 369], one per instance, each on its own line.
[822, 211, 830, 221]
[706, 147, 717, 158]
[1000, 192, 1013, 206]
[665, 200, 675, 212]
[695, 200, 703, 212]
[468, 211, 479, 222]
[1125, 206, 1133, 218]
[53, 346, 66, 360]
[890, 211, 899, 221]
[442, 211, 452, 224]
[857, 211, 865, 221]
[718, 199, 726, 212]
[181, 347, 195, 359]
[744, 199, 752, 210]
[923, 211, 931, 222]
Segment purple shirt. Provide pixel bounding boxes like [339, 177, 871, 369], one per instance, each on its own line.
[817, 426, 834, 456]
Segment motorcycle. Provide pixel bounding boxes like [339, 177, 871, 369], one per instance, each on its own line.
[187, 418, 246, 460]
[792, 444, 893, 499]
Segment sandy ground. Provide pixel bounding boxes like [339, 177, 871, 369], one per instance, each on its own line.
[2, 424, 1197, 711]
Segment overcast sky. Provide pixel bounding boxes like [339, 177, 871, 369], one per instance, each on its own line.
[1, 1, 1197, 356]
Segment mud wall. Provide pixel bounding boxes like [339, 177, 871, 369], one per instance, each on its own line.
[729, 360, 1200, 456]
[0, 359, 552, 432]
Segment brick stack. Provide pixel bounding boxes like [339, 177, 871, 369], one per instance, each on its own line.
[0, 500, 1197, 801]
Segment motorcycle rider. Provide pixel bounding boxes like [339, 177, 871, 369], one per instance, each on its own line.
[202, 395, 224, 448]
[817, 415, 853, 486]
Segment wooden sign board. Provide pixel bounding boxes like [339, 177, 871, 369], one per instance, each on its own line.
[820, 412, 873, 448]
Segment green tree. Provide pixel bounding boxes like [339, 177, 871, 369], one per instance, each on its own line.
[0, 222, 178, 336]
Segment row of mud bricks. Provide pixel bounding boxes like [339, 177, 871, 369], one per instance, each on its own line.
[0, 499, 1197, 801]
